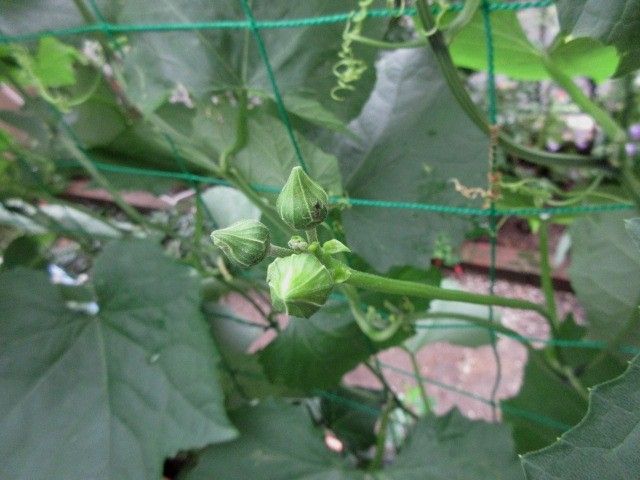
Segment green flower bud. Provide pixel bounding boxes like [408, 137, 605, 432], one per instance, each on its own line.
[287, 235, 309, 251]
[210, 220, 270, 268]
[267, 253, 334, 318]
[276, 166, 329, 230]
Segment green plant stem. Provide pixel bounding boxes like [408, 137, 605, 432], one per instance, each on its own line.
[414, 0, 611, 171]
[364, 360, 418, 420]
[72, 0, 95, 24]
[268, 244, 295, 257]
[370, 392, 393, 471]
[350, 33, 428, 49]
[345, 268, 552, 321]
[442, 0, 481, 42]
[227, 168, 294, 237]
[59, 136, 159, 232]
[538, 219, 559, 333]
[409, 311, 534, 348]
[219, 89, 248, 172]
[542, 58, 626, 145]
[402, 347, 431, 414]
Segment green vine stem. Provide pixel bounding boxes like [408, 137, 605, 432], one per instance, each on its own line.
[414, 0, 611, 171]
[542, 58, 626, 145]
[406, 310, 533, 348]
[219, 89, 249, 173]
[227, 168, 295, 237]
[370, 392, 393, 471]
[349, 34, 428, 49]
[402, 346, 431, 414]
[538, 218, 559, 332]
[344, 268, 552, 321]
[268, 244, 295, 257]
[58, 126, 161, 233]
[364, 360, 418, 420]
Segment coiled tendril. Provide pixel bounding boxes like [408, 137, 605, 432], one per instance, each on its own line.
[331, 0, 374, 101]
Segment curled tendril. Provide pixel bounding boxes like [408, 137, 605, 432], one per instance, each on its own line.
[331, 0, 374, 101]
[418, 0, 451, 37]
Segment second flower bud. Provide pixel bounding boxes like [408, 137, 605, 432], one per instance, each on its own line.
[276, 166, 329, 230]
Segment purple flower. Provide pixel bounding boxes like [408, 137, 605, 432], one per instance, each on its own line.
[626, 143, 638, 158]
[546, 139, 560, 152]
[629, 123, 640, 142]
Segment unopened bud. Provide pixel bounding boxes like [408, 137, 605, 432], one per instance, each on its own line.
[276, 166, 328, 230]
[267, 253, 333, 318]
[210, 220, 270, 268]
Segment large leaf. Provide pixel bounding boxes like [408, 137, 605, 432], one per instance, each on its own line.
[557, 0, 640, 75]
[382, 409, 524, 480]
[114, 0, 381, 117]
[258, 302, 411, 391]
[193, 105, 343, 194]
[200, 186, 261, 227]
[180, 399, 361, 480]
[320, 385, 382, 452]
[183, 400, 524, 480]
[503, 317, 628, 454]
[521, 354, 640, 479]
[449, 11, 619, 82]
[502, 351, 587, 453]
[0, 240, 236, 480]
[336, 48, 488, 270]
[625, 217, 640, 252]
[569, 211, 640, 345]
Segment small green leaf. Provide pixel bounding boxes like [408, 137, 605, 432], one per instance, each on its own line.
[34, 37, 85, 88]
[549, 37, 619, 82]
[521, 354, 640, 479]
[322, 239, 351, 255]
[557, 0, 640, 75]
[449, 11, 620, 82]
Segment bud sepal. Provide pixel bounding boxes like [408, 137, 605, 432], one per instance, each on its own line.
[322, 239, 350, 255]
[210, 219, 270, 268]
[267, 253, 334, 318]
[276, 166, 329, 230]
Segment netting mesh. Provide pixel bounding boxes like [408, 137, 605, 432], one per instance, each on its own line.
[1, 0, 637, 431]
